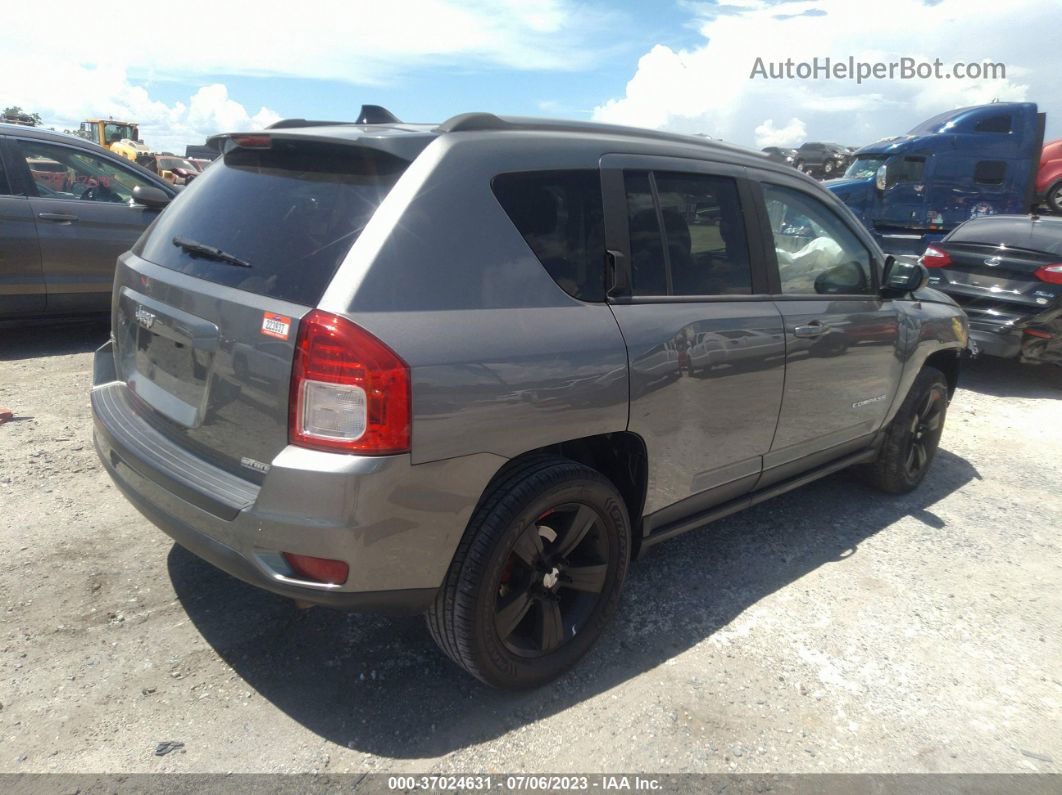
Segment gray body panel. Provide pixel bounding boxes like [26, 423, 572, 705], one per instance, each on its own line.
[612, 301, 785, 514]
[0, 194, 44, 315]
[90, 116, 968, 610]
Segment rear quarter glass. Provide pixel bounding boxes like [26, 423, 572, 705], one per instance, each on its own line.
[137, 140, 409, 306]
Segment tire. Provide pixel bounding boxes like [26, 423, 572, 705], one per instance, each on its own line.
[1047, 182, 1062, 215]
[427, 456, 631, 689]
[859, 367, 949, 494]
[794, 160, 805, 173]
[824, 161, 834, 174]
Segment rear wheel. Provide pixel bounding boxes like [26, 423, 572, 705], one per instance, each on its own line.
[860, 367, 948, 494]
[428, 457, 630, 689]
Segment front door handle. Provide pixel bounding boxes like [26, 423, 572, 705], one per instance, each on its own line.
[38, 212, 79, 223]
[793, 321, 827, 338]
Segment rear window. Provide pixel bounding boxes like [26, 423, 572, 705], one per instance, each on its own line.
[138, 140, 408, 306]
[949, 218, 1062, 255]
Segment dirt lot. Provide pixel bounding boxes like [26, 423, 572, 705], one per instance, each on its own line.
[1, 318, 1060, 774]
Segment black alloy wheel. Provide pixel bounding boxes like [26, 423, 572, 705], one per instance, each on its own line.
[494, 503, 610, 657]
[428, 456, 630, 689]
[859, 366, 949, 494]
[904, 387, 945, 480]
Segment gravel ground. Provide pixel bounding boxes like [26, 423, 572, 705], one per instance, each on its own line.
[1, 318, 1060, 775]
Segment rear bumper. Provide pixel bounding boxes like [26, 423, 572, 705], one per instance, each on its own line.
[968, 327, 1023, 359]
[91, 341, 504, 613]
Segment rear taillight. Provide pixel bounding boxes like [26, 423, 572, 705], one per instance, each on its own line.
[921, 246, 952, 268]
[290, 310, 410, 454]
[1033, 264, 1062, 285]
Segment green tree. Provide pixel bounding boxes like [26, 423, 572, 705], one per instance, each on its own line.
[2, 106, 43, 126]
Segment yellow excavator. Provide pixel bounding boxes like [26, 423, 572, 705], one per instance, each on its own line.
[77, 118, 150, 161]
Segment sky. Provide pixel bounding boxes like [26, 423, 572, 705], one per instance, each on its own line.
[1, 0, 1059, 154]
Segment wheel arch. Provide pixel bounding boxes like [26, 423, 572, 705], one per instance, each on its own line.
[480, 432, 649, 557]
[923, 347, 960, 398]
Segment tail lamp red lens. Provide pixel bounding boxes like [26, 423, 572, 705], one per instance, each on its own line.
[921, 246, 952, 268]
[289, 310, 410, 454]
[282, 552, 349, 585]
[1034, 264, 1062, 285]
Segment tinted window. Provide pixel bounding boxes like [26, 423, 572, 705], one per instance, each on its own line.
[18, 140, 155, 202]
[888, 156, 925, 185]
[763, 184, 873, 295]
[139, 140, 407, 306]
[0, 150, 8, 194]
[974, 160, 1007, 185]
[624, 171, 668, 295]
[948, 218, 1062, 255]
[975, 115, 1012, 134]
[492, 170, 605, 302]
[653, 172, 752, 295]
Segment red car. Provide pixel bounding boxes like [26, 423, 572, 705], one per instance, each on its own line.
[1038, 138, 1062, 214]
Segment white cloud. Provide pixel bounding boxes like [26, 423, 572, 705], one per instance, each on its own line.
[754, 118, 807, 148]
[593, 0, 1061, 149]
[0, 60, 280, 152]
[1, 0, 613, 152]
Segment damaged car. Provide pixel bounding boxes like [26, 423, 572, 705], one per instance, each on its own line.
[922, 214, 1062, 365]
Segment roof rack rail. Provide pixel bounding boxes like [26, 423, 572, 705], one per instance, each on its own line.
[434, 112, 737, 152]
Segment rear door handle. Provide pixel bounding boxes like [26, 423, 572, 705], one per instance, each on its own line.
[793, 321, 827, 338]
[38, 212, 79, 223]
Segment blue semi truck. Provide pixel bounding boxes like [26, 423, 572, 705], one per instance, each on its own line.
[826, 102, 1047, 254]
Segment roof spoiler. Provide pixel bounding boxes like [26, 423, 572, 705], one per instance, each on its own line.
[266, 105, 403, 130]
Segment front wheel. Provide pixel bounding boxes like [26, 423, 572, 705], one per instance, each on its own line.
[1047, 182, 1062, 215]
[427, 457, 630, 689]
[859, 367, 949, 494]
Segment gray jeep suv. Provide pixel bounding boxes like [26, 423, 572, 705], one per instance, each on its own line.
[91, 108, 968, 689]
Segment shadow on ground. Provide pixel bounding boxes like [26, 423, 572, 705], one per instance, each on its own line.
[169, 448, 980, 758]
[0, 316, 109, 361]
[959, 354, 1062, 400]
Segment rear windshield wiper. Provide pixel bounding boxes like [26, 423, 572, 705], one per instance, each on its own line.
[172, 236, 251, 268]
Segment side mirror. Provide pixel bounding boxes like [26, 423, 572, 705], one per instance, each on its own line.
[875, 164, 887, 192]
[131, 185, 172, 209]
[882, 255, 928, 294]
[814, 261, 869, 295]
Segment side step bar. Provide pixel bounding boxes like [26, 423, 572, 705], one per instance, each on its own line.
[642, 447, 878, 549]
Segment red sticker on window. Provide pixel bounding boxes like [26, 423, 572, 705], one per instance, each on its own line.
[260, 312, 291, 340]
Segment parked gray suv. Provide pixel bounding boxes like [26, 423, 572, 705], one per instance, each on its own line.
[91, 108, 968, 689]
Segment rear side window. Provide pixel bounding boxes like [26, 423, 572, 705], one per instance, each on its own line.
[974, 160, 1007, 185]
[138, 140, 408, 307]
[623, 170, 752, 296]
[491, 170, 605, 302]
